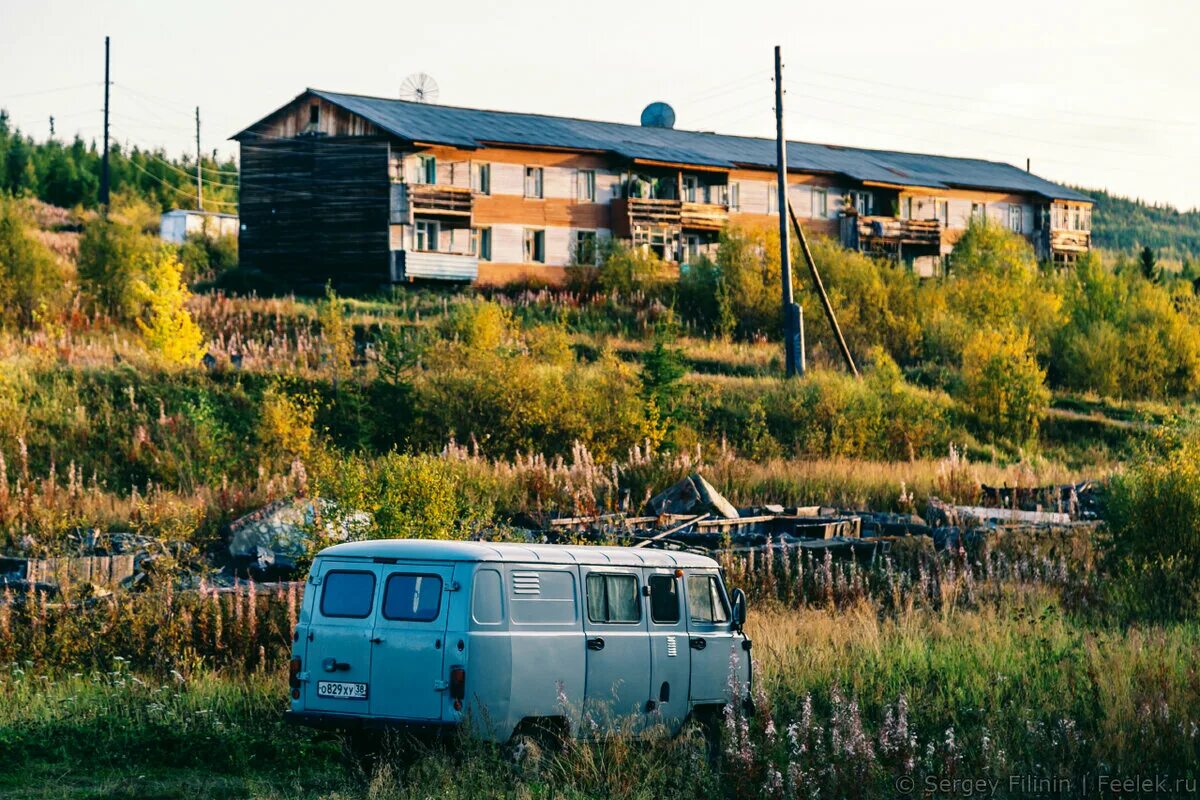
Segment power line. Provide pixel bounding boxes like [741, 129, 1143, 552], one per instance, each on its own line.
[0, 81, 101, 101]
[125, 159, 238, 206]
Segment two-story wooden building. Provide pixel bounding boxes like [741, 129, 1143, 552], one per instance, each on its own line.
[232, 89, 1093, 286]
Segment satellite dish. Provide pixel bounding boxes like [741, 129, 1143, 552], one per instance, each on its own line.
[640, 102, 676, 129]
[400, 73, 440, 104]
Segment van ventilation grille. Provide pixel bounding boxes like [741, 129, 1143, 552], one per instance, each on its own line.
[667, 635, 678, 657]
[512, 571, 541, 596]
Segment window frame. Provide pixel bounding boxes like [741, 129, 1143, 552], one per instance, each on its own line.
[681, 174, 700, 203]
[414, 219, 440, 252]
[585, 572, 643, 625]
[573, 229, 598, 265]
[524, 166, 544, 199]
[729, 182, 741, 212]
[523, 228, 546, 263]
[472, 162, 491, 195]
[472, 226, 492, 261]
[576, 169, 596, 202]
[850, 190, 874, 216]
[416, 155, 437, 185]
[381, 572, 444, 622]
[319, 570, 377, 619]
[685, 573, 730, 625]
[812, 187, 828, 219]
[1008, 204, 1024, 232]
[648, 574, 681, 624]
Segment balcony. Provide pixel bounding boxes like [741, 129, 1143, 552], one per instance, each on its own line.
[611, 197, 682, 237]
[1049, 228, 1090, 255]
[841, 214, 942, 255]
[391, 250, 478, 283]
[390, 183, 473, 224]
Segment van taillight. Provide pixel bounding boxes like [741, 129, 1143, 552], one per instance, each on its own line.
[289, 657, 302, 695]
[449, 666, 465, 710]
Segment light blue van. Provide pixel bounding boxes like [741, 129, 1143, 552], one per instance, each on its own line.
[286, 540, 752, 742]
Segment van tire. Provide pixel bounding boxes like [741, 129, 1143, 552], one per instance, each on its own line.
[505, 717, 568, 767]
[685, 705, 724, 765]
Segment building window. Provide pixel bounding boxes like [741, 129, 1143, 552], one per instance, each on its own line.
[971, 202, 986, 221]
[1008, 204, 1023, 232]
[524, 167, 544, 198]
[729, 182, 741, 212]
[576, 169, 596, 202]
[850, 190, 874, 216]
[308, 104, 320, 125]
[682, 234, 702, 265]
[414, 219, 439, 251]
[472, 162, 490, 195]
[812, 188, 828, 219]
[938, 200, 949, 226]
[524, 229, 545, 263]
[471, 227, 492, 261]
[573, 230, 598, 264]
[416, 155, 437, 185]
[767, 187, 778, 215]
[681, 175, 700, 203]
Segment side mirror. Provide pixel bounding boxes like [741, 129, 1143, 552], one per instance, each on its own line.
[730, 588, 747, 632]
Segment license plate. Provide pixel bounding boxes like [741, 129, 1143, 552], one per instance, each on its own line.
[317, 681, 368, 700]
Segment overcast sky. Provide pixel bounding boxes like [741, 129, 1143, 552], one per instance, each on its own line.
[2, 0, 1196, 209]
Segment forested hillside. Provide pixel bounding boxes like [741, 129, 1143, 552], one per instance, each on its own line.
[0, 109, 238, 212]
[1081, 186, 1200, 260]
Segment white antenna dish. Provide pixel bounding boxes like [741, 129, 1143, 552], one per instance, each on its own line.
[400, 73, 440, 104]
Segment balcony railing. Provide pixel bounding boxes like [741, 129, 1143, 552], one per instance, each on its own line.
[390, 183, 473, 224]
[842, 214, 942, 252]
[681, 201, 729, 231]
[391, 250, 478, 282]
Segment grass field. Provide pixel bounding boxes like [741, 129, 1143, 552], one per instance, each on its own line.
[3, 583, 1198, 800]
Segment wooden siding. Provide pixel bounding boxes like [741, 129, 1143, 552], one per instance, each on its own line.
[239, 137, 390, 286]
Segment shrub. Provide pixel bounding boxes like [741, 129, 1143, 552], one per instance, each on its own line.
[0, 195, 70, 327]
[77, 214, 156, 318]
[132, 247, 206, 366]
[256, 384, 317, 474]
[1104, 428, 1200, 618]
[959, 326, 1049, 448]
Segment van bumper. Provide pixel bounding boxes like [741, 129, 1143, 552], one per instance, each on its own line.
[284, 710, 461, 737]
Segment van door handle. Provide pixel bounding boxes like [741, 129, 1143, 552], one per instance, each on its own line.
[690, 637, 707, 650]
[587, 637, 605, 651]
[369, 637, 384, 644]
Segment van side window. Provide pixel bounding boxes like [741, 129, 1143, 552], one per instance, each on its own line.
[686, 574, 729, 624]
[472, 568, 503, 625]
[382, 573, 442, 622]
[320, 570, 376, 618]
[586, 573, 641, 624]
[648, 575, 680, 623]
[511, 570, 577, 625]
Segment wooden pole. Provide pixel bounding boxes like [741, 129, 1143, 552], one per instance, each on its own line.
[100, 36, 110, 209]
[195, 107, 203, 211]
[775, 45, 803, 376]
[787, 200, 859, 377]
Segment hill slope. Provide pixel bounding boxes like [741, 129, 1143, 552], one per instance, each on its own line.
[1080, 187, 1200, 260]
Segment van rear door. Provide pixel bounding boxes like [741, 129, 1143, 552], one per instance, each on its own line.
[303, 562, 380, 714]
[368, 564, 455, 721]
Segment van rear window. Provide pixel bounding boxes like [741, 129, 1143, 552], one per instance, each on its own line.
[383, 574, 443, 621]
[320, 570, 376, 618]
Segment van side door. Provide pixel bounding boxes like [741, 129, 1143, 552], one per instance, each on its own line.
[303, 561, 381, 714]
[683, 570, 739, 705]
[643, 569, 691, 735]
[580, 566, 652, 731]
[369, 564, 456, 721]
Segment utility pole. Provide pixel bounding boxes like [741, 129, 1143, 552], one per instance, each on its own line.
[195, 106, 203, 211]
[774, 45, 803, 377]
[49, 116, 55, 137]
[100, 35, 110, 208]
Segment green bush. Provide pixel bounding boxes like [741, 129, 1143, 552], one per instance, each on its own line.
[1104, 428, 1200, 618]
[0, 195, 70, 327]
[959, 326, 1049, 448]
[77, 214, 156, 319]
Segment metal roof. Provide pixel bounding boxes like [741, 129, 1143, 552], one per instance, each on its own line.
[235, 89, 1091, 203]
[316, 539, 719, 568]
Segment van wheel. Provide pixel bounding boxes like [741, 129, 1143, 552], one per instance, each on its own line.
[505, 717, 568, 769]
[685, 707, 723, 765]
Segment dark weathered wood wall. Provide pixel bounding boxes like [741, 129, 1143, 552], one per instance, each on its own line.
[239, 136, 391, 287]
